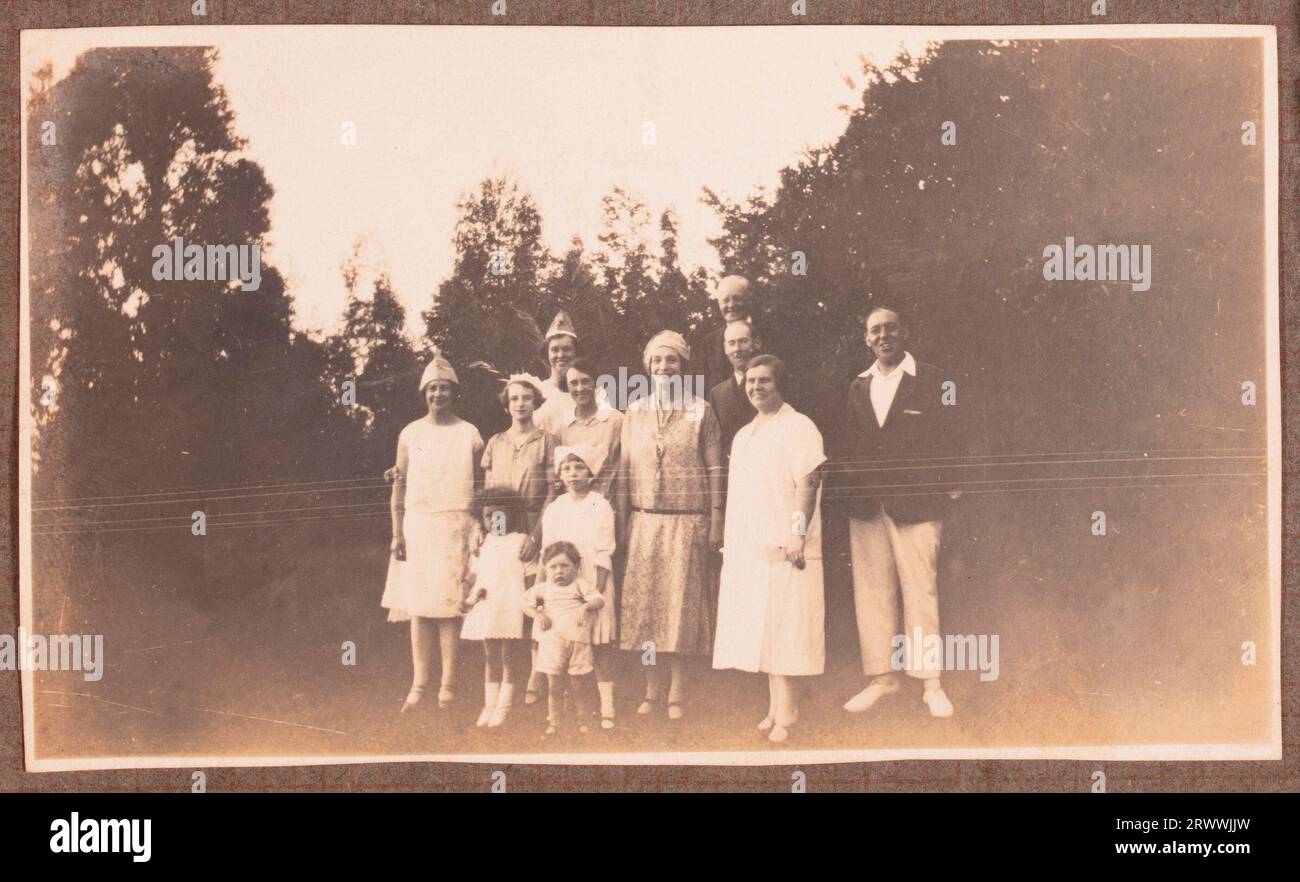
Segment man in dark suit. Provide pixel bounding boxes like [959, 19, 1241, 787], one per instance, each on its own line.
[838, 307, 964, 719]
[692, 275, 766, 395]
[707, 319, 761, 464]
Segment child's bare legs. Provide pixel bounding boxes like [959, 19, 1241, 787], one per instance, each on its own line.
[545, 673, 565, 734]
[525, 642, 544, 704]
[437, 619, 458, 707]
[401, 617, 437, 713]
[488, 639, 526, 728]
[594, 644, 616, 728]
[478, 640, 504, 727]
[572, 673, 596, 733]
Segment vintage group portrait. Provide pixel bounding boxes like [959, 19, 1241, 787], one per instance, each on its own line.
[18, 23, 1280, 771]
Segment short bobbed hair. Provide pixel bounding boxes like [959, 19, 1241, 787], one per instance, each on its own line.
[745, 354, 788, 396]
[497, 378, 545, 411]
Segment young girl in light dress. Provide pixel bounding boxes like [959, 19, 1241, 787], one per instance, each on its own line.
[481, 374, 559, 706]
[381, 351, 483, 714]
[540, 445, 619, 729]
[460, 487, 536, 728]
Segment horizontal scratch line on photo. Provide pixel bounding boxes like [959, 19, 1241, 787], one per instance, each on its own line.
[122, 637, 220, 655]
[34, 500, 390, 528]
[31, 480, 401, 512]
[32, 474, 398, 508]
[38, 690, 164, 717]
[32, 509, 392, 536]
[28, 447, 1270, 508]
[196, 707, 347, 736]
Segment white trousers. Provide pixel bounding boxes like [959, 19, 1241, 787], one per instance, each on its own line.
[848, 512, 943, 680]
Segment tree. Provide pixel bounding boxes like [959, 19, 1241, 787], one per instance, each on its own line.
[325, 245, 422, 475]
[704, 40, 1266, 450]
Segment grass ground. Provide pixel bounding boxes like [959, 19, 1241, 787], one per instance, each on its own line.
[28, 483, 1273, 767]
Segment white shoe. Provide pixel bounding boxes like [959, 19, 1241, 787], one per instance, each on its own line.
[488, 683, 514, 728]
[843, 678, 900, 713]
[923, 686, 954, 718]
[478, 682, 500, 727]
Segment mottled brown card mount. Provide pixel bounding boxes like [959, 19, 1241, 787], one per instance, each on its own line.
[4, 3, 1295, 792]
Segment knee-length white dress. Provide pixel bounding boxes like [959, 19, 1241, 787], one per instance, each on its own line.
[460, 531, 536, 640]
[540, 490, 618, 645]
[712, 403, 826, 676]
[381, 417, 483, 622]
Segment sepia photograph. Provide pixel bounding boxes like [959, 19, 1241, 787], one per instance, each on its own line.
[18, 23, 1280, 772]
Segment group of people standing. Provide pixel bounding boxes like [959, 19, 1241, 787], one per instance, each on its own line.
[380, 275, 965, 743]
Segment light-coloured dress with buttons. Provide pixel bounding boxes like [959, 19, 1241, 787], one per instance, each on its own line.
[712, 403, 826, 676]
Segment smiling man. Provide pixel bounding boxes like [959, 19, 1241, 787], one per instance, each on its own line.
[692, 275, 766, 394]
[839, 306, 964, 720]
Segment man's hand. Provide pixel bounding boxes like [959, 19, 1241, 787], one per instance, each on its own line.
[390, 536, 406, 561]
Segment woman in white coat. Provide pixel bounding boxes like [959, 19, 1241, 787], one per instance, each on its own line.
[712, 355, 826, 743]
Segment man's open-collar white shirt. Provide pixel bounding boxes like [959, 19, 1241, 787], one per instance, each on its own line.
[859, 351, 917, 428]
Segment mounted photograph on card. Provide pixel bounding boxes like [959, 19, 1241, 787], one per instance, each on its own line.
[18, 24, 1279, 771]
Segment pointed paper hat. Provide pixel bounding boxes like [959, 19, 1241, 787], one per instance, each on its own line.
[544, 310, 578, 342]
[418, 347, 459, 390]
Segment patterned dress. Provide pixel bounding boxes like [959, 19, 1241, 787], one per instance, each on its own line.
[618, 393, 721, 656]
[381, 418, 483, 621]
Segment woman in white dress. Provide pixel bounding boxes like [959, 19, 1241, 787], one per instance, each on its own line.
[712, 355, 826, 743]
[381, 349, 484, 714]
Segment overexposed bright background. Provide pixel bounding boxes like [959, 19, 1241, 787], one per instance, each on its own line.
[24, 26, 925, 335]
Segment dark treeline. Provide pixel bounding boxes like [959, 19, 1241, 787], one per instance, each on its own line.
[28, 39, 1266, 508]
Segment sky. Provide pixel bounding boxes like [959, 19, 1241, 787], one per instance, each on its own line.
[24, 26, 928, 337]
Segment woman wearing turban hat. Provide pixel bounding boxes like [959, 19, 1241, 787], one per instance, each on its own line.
[616, 330, 724, 721]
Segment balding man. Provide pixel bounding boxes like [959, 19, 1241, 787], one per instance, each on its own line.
[838, 306, 964, 720]
[691, 275, 767, 394]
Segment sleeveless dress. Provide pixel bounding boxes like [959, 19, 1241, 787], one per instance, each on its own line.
[381, 418, 483, 622]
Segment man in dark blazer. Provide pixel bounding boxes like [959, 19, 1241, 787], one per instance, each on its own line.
[838, 306, 964, 719]
[707, 319, 761, 464]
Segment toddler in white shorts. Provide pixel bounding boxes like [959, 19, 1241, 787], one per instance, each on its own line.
[522, 541, 605, 735]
